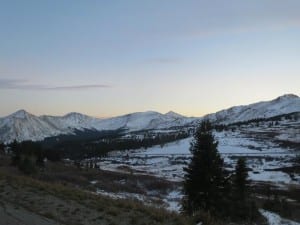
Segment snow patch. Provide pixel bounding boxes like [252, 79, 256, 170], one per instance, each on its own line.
[260, 209, 300, 225]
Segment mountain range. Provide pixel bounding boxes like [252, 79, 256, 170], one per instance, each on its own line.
[0, 94, 299, 143]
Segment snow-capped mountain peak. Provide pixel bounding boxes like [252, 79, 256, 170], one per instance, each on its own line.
[62, 112, 94, 124]
[9, 109, 31, 119]
[273, 94, 299, 102]
[165, 111, 184, 118]
[93, 110, 174, 131]
[204, 94, 300, 124]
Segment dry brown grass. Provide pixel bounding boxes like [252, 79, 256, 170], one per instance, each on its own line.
[0, 170, 192, 225]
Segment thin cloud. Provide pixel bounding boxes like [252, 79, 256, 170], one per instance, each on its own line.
[0, 79, 28, 89]
[47, 84, 111, 90]
[0, 79, 111, 90]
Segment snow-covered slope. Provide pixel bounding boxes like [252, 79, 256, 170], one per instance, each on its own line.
[204, 94, 300, 124]
[0, 110, 194, 143]
[164, 111, 185, 118]
[40, 112, 98, 131]
[0, 110, 101, 143]
[0, 94, 299, 143]
[0, 110, 66, 143]
[93, 111, 194, 131]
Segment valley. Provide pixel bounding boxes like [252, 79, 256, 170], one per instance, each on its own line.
[0, 94, 300, 225]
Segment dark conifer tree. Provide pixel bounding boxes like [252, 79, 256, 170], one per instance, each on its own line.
[232, 157, 259, 221]
[182, 120, 229, 216]
[10, 140, 20, 166]
[10, 141, 44, 174]
[234, 158, 249, 202]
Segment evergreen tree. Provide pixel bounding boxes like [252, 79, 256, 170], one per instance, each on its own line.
[182, 120, 229, 216]
[10, 140, 21, 166]
[232, 158, 259, 221]
[234, 158, 249, 202]
[10, 141, 44, 174]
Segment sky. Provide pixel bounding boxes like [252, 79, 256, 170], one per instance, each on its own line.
[0, 0, 300, 118]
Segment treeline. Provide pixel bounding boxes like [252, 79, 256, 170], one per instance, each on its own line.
[51, 132, 189, 160]
[39, 129, 125, 148]
[5, 131, 190, 173]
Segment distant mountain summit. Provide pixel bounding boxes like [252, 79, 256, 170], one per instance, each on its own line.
[92, 111, 194, 131]
[0, 94, 299, 143]
[165, 111, 185, 118]
[273, 94, 299, 102]
[8, 109, 32, 119]
[204, 94, 300, 124]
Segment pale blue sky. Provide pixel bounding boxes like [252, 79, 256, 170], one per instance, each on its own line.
[1, 0, 300, 117]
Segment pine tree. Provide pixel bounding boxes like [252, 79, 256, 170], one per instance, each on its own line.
[232, 158, 259, 221]
[11, 140, 21, 166]
[182, 120, 229, 216]
[234, 158, 249, 202]
[10, 141, 44, 174]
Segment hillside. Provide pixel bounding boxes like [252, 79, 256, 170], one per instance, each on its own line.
[0, 167, 192, 225]
[204, 94, 300, 124]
